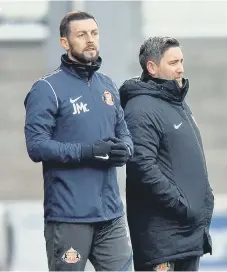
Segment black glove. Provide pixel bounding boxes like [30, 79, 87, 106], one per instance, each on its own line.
[109, 138, 131, 167]
[81, 140, 113, 161]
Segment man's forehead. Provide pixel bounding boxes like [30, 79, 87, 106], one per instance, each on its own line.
[69, 19, 98, 32]
[163, 47, 184, 60]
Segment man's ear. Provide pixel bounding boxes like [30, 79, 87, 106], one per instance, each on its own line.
[146, 60, 158, 77]
[60, 37, 69, 51]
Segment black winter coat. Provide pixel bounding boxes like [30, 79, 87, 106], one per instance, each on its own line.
[119, 75, 214, 269]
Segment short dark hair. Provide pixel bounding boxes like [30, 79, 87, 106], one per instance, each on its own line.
[60, 11, 96, 38]
[139, 36, 180, 71]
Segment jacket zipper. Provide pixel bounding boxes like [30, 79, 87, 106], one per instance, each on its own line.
[181, 104, 208, 177]
[86, 78, 108, 220]
[181, 104, 210, 225]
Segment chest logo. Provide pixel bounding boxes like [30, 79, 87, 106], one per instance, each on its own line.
[103, 90, 114, 105]
[174, 122, 182, 129]
[70, 96, 89, 115]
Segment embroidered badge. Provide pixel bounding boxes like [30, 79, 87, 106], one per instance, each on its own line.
[154, 262, 171, 271]
[62, 247, 81, 264]
[103, 90, 114, 105]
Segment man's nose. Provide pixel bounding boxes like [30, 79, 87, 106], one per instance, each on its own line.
[86, 33, 94, 43]
[177, 63, 184, 73]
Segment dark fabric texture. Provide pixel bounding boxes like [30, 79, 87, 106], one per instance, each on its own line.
[109, 137, 131, 167]
[44, 217, 132, 271]
[135, 257, 200, 271]
[81, 140, 113, 160]
[24, 54, 133, 223]
[119, 74, 214, 267]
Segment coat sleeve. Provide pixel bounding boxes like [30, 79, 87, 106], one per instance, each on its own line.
[24, 79, 82, 163]
[111, 81, 134, 155]
[125, 108, 187, 213]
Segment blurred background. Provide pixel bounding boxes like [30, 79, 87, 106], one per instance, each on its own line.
[0, 0, 226, 270]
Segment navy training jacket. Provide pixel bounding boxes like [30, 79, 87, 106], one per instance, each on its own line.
[24, 55, 133, 223]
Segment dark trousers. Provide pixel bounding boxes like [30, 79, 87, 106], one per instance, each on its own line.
[136, 257, 200, 271]
[44, 216, 132, 271]
[173, 257, 200, 271]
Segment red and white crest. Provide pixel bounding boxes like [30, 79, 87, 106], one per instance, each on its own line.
[103, 90, 114, 105]
[62, 247, 81, 264]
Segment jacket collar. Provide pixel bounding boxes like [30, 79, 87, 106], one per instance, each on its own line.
[141, 71, 189, 103]
[60, 53, 102, 80]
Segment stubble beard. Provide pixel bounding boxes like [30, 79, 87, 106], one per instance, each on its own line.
[70, 47, 99, 64]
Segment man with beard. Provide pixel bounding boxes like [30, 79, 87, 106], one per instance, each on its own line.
[119, 36, 214, 271]
[24, 11, 133, 271]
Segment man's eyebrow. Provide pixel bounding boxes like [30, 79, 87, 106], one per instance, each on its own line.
[169, 58, 184, 62]
[76, 29, 98, 34]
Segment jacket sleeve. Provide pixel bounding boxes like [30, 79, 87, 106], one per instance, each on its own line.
[111, 81, 134, 155]
[125, 108, 184, 211]
[24, 79, 82, 163]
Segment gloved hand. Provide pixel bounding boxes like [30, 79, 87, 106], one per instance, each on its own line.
[81, 140, 113, 161]
[109, 138, 131, 167]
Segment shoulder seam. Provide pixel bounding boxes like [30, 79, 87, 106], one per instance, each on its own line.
[39, 79, 59, 109]
[41, 68, 62, 80]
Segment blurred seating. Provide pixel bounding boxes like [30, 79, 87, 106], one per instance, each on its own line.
[0, 1, 48, 22]
[0, 1, 48, 41]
